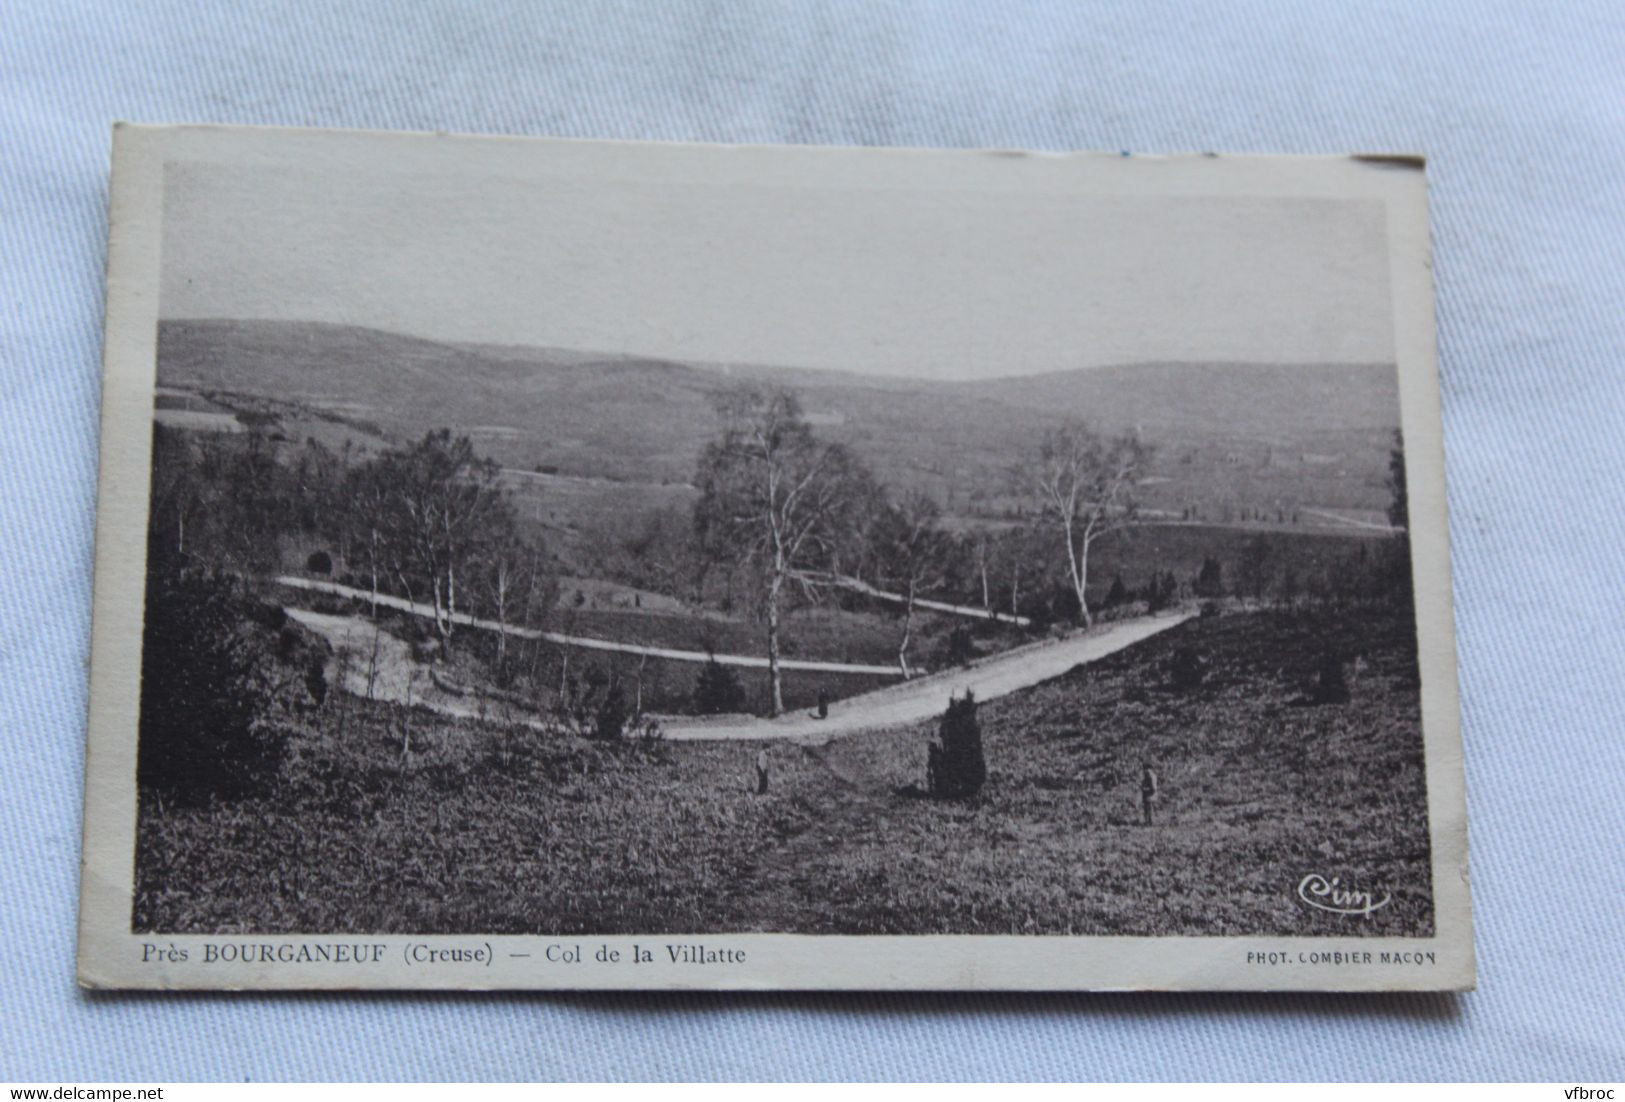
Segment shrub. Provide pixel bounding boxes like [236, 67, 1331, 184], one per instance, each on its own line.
[1194, 556, 1223, 598]
[928, 691, 986, 799]
[304, 654, 329, 707]
[1147, 571, 1180, 612]
[1313, 651, 1350, 704]
[941, 625, 976, 668]
[1169, 645, 1206, 691]
[1104, 574, 1128, 608]
[594, 682, 629, 740]
[305, 549, 333, 575]
[138, 565, 285, 804]
[692, 658, 746, 714]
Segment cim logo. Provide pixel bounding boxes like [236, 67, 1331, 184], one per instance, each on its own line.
[1297, 873, 1391, 917]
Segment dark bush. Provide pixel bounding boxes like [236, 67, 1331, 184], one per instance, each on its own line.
[1104, 574, 1128, 608]
[692, 658, 746, 714]
[305, 549, 333, 575]
[1146, 571, 1180, 613]
[1050, 582, 1084, 624]
[594, 682, 629, 740]
[928, 691, 986, 799]
[1193, 556, 1223, 598]
[138, 565, 285, 804]
[1169, 645, 1205, 691]
[1313, 650, 1351, 704]
[304, 654, 328, 707]
[941, 625, 976, 668]
[1199, 600, 1222, 620]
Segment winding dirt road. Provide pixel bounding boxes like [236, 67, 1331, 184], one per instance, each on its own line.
[278, 574, 1192, 746]
[658, 610, 1194, 743]
[275, 575, 905, 676]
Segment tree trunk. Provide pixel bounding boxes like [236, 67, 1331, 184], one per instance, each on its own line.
[366, 625, 380, 702]
[430, 575, 450, 653]
[335, 649, 351, 740]
[368, 529, 379, 618]
[1074, 536, 1094, 628]
[1062, 522, 1091, 627]
[495, 568, 508, 669]
[766, 568, 785, 717]
[897, 581, 916, 679]
[446, 564, 457, 646]
[402, 672, 415, 759]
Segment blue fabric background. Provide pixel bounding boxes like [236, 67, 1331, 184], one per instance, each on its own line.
[3, 0, 1623, 1082]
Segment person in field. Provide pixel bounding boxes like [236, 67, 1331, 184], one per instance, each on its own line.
[1140, 761, 1159, 825]
[755, 747, 770, 794]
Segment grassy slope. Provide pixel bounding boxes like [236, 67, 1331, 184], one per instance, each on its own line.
[136, 604, 1432, 937]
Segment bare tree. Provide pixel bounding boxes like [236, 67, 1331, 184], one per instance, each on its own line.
[876, 493, 951, 678]
[969, 530, 994, 614]
[468, 514, 550, 679]
[486, 541, 519, 671]
[694, 386, 870, 716]
[345, 461, 402, 619]
[1022, 422, 1149, 627]
[998, 523, 1043, 622]
[353, 430, 512, 656]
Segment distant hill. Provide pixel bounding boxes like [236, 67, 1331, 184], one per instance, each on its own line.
[963, 360, 1397, 438]
[157, 319, 732, 481]
[156, 318, 1400, 513]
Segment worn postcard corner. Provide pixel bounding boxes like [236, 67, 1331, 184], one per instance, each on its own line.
[78, 125, 1471, 992]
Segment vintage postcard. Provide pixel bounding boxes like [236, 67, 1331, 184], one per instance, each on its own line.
[78, 125, 1471, 990]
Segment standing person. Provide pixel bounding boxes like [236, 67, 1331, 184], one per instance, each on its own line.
[755, 747, 770, 795]
[1140, 760, 1159, 826]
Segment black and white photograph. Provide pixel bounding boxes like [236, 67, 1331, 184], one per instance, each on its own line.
[78, 126, 1469, 990]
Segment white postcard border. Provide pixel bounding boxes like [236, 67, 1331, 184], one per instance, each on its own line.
[77, 125, 1472, 991]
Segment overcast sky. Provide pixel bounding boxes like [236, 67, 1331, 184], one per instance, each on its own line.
[161, 158, 1395, 380]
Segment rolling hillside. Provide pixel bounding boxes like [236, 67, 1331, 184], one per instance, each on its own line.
[156, 318, 1400, 514]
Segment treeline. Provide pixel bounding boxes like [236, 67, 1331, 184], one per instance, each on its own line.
[581, 388, 1413, 715]
[140, 425, 555, 804]
[149, 424, 554, 654]
[1095, 536, 1413, 617]
[138, 387, 1415, 800]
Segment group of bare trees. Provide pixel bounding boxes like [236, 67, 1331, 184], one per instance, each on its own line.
[342, 429, 549, 660]
[1028, 426, 1149, 628]
[149, 424, 555, 671]
[693, 388, 880, 715]
[693, 384, 1149, 714]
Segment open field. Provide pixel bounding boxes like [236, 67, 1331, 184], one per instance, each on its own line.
[499, 468, 698, 554]
[134, 603, 1432, 937]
